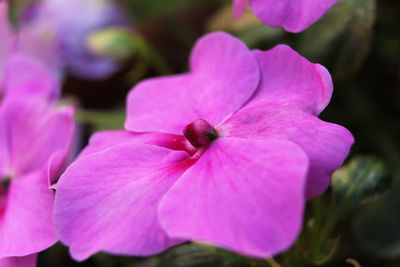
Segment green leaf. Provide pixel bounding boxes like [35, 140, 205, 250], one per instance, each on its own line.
[135, 243, 266, 267]
[331, 155, 389, 205]
[312, 237, 341, 265]
[76, 108, 126, 131]
[352, 192, 400, 258]
[296, 0, 377, 80]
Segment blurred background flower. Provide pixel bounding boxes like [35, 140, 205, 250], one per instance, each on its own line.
[232, 0, 338, 33]
[18, 0, 132, 80]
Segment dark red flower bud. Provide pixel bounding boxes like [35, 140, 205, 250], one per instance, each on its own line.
[183, 119, 218, 148]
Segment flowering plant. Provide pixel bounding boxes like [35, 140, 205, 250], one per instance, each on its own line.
[0, 0, 395, 266]
[53, 32, 353, 261]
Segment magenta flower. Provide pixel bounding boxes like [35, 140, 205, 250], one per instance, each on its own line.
[0, 25, 75, 267]
[0, 78, 74, 267]
[233, 0, 338, 33]
[54, 32, 353, 260]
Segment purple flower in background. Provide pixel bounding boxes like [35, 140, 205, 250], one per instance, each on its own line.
[233, 0, 338, 33]
[0, 11, 75, 265]
[19, 0, 130, 80]
[54, 32, 353, 260]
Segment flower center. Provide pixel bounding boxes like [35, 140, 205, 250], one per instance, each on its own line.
[183, 119, 218, 148]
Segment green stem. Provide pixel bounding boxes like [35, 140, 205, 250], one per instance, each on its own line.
[266, 257, 281, 267]
[133, 34, 173, 75]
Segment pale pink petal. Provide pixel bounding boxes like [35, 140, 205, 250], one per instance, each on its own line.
[4, 54, 60, 101]
[250, 0, 338, 33]
[126, 32, 259, 135]
[233, 0, 249, 19]
[218, 101, 354, 198]
[0, 97, 74, 177]
[54, 143, 192, 261]
[0, 254, 37, 267]
[252, 45, 333, 115]
[159, 138, 308, 258]
[0, 170, 57, 257]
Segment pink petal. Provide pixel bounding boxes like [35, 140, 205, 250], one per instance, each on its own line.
[0, 118, 9, 177]
[0, 254, 37, 267]
[77, 130, 195, 160]
[76, 130, 138, 159]
[218, 101, 354, 199]
[233, 0, 249, 19]
[54, 143, 192, 261]
[0, 97, 74, 177]
[159, 138, 308, 258]
[249, 0, 338, 33]
[4, 54, 60, 101]
[126, 32, 259, 135]
[252, 45, 333, 116]
[0, 170, 57, 257]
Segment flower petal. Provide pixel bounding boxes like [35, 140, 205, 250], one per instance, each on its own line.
[0, 97, 74, 177]
[0, 254, 37, 267]
[54, 143, 192, 261]
[252, 45, 333, 115]
[233, 0, 249, 19]
[0, 170, 57, 257]
[77, 130, 195, 160]
[0, 118, 9, 177]
[159, 138, 308, 258]
[218, 101, 354, 198]
[126, 32, 259, 134]
[4, 54, 60, 101]
[249, 0, 338, 33]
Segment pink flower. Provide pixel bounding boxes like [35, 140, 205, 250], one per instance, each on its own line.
[233, 0, 338, 33]
[0, 7, 75, 265]
[54, 32, 353, 260]
[0, 1, 62, 85]
[0, 2, 59, 104]
[0, 73, 74, 267]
